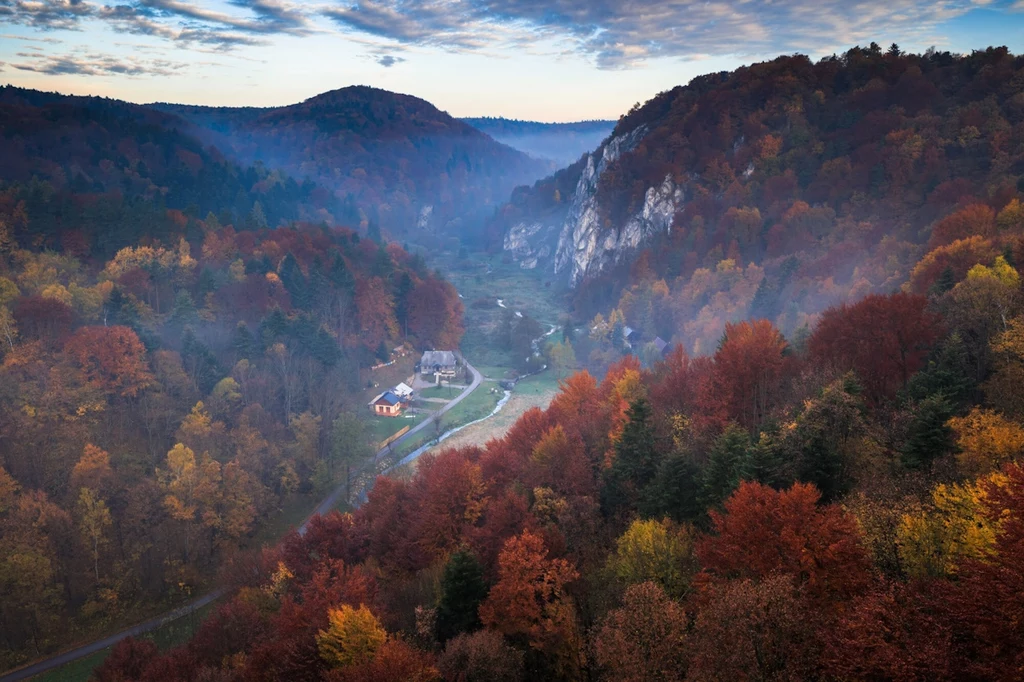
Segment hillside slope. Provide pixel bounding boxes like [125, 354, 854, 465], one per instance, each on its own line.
[0, 86, 330, 256]
[494, 46, 1024, 351]
[462, 117, 614, 165]
[155, 87, 550, 239]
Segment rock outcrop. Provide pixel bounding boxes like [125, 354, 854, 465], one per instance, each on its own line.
[503, 124, 684, 287]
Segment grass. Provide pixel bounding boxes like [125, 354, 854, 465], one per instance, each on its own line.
[417, 384, 461, 400]
[30, 602, 220, 682]
[438, 381, 503, 428]
[364, 412, 424, 446]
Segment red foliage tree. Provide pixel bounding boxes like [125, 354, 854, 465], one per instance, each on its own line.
[64, 325, 153, 398]
[12, 295, 73, 345]
[92, 637, 160, 682]
[708, 320, 790, 429]
[696, 481, 871, 603]
[928, 203, 996, 249]
[808, 292, 942, 404]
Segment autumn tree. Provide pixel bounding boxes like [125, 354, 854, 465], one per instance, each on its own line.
[696, 481, 871, 603]
[317, 604, 388, 668]
[897, 473, 1004, 579]
[64, 325, 153, 398]
[478, 530, 580, 670]
[606, 518, 695, 598]
[948, 407, 1024, 476]
[809, 292, 941, 404]
[593, 582, 689, 682]
[438, 630, 524, 682]
[688, 575, 817, 682]
[710, 320, 789, 428]
[77, 487, 112, 584]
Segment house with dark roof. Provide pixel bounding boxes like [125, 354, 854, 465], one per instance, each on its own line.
[419, 350, 458, 380]
[369, 390, 403, 416]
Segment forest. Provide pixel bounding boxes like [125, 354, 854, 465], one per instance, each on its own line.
[71, 45, 1024, 682]
[83, 277, 1024, 681]
[0, 207, 464, 669]
[2, 41, 1024, 682]
[493, 46, 1024, 359]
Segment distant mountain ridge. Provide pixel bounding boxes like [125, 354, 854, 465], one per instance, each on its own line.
[462, 117, 615, 165]
[151, 87, 551, 240]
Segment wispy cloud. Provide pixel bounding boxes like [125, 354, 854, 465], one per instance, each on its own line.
[12, 49, 189, 75]
[322, 0, 998, 67]
[0, 0, 94, 30]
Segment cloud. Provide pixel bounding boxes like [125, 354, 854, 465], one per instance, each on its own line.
[0, 0, 94, 30]
[323, 0, 997, 67]
[12, 50, 189, 75]
[139, 0, 309, 35]
[375, 53, 404, 66]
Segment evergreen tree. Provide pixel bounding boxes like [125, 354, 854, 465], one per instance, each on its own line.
[901, 394, 956, 469]
[930, 266, 957, 296]
[904, 333, 977, 408]
[700, 424, 751, 509]
[329, 255, 354, 293]
[279, 253, 311, 309]
[232, 321, 255, 360]
[640, 454, 702, 522]
[603, 398, 659, 514]
[436, 549, 488, 644]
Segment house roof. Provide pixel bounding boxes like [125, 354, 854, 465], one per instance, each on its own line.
[420, 350, 456, 368]
[393, 382, 413, 397]
[653, 336, 669, 352]
[370, 391, 401, 407]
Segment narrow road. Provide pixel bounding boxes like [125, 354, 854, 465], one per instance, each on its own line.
[0, 355, 483, 682]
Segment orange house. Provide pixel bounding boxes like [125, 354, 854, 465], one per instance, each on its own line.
[369, 391, 402, 416]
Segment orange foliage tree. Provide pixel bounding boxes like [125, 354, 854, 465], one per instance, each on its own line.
[64, 325, 153, 398]
[696, 481, 871, 603]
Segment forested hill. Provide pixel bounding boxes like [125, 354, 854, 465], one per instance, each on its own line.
[462, 117, 615, 165]
[0, 220, 464, 671]
[493, 46, 1024, 354]
[0, 85, 333, 257]
[153, 87, 551, 240]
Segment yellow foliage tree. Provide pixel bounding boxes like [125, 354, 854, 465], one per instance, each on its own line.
[948, 407, 1024, 476]
[607, 518, 695, 598]
[316, 604, 387, 668]
[897, 472, 1006, 578]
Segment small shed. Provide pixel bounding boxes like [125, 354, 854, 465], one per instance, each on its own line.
[369, 391, 403, 416]
[393, 382, 414, 401]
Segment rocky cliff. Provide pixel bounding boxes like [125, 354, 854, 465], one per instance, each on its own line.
[503, 124, 684, 287]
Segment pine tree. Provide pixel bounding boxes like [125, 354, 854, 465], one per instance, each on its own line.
[901, 395, 956, 469]
[232, 321, 255, 360]
[701, 424, 751, 509]
[603, 398, 659, 514]
[436, 549, 488, 644]
[640, 453, 702, 522]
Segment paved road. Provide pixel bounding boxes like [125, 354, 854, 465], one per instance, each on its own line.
[0, 355, 483, 682]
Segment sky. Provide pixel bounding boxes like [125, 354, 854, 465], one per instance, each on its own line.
[1, 0, 1023, 122]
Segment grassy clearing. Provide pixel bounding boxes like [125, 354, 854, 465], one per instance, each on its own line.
[417, 384, 461, 400]
[364, 412, 424, 446]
